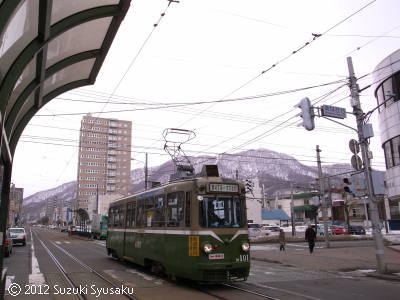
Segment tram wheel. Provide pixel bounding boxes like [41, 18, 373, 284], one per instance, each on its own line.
[150, 261, 164, 275]
[111, 250, 120, 260]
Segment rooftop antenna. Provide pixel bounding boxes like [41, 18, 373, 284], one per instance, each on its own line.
[163, 128, 196, 181]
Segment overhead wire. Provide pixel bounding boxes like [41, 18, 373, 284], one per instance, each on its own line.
[174, 0, 377, 129]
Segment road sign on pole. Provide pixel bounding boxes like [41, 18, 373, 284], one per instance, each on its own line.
[349, 139, 360, 154]
[321, 105, 347, 119]
[351, 154, 363, 171]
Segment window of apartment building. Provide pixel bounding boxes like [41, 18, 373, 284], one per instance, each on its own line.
[376, 72, 400, 111]
[352, 208, 357, 217]
[383, 135, 400, 169]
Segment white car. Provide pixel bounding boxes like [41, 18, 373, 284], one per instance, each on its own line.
[9, 227, 26, 246]
[248, 224, 269, 237]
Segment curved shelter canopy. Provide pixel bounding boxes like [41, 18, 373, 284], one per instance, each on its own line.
[0, 0, 131, 161]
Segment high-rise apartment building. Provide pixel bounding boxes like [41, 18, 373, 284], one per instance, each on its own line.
[77, 115, 132, 210]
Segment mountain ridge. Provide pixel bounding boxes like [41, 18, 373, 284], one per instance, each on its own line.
[22, 148, 360, 220]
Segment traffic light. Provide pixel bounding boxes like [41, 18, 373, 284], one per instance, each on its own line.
[295, 97, 315, 131]
[245, 179, 254, 193]
[343, 178, 354, 195]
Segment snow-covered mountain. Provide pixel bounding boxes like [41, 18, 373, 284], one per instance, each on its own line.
[21, 148, 365, 220]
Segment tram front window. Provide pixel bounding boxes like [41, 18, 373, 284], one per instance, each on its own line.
[199, 196, 244, 228]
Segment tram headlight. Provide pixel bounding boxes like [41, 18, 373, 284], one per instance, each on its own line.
[241, 242, 250, 252]
[203, 243, 213, 254]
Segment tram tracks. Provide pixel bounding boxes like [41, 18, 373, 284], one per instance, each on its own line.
[222, 283, 281, 300]
[32, 230, 137, 300]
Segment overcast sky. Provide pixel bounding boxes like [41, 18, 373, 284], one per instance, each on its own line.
[12, 0, 400, 197]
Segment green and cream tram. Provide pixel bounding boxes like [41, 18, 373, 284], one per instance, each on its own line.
[106, 165, 250, 283]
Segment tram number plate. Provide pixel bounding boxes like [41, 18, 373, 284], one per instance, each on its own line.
[209, 253, 224, 260]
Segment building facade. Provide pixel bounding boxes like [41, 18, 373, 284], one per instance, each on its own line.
[77, 115, 132, 211]
[373, 49, 400, 201]
[372, 49, 400, 222]
[8, 184, 23, 227]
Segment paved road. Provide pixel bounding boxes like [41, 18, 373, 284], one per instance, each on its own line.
[4, 228, 400, 300]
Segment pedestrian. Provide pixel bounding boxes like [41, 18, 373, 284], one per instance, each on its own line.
[278, 229, 286, 251]
[305, 224, 317, 253]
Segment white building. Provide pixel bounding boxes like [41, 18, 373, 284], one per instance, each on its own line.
[245, 178, 262, 224]
[372, 49, 400, 223]
[87, 193, 124, 221]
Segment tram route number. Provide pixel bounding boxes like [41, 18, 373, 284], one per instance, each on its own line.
[235, 254, 249, 262]
[209, 183, 239, 193]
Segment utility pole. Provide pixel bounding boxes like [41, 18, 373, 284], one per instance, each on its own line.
[316, 145, 330, 248]
[144, 153, 148, 190]
[290, 182, 296, 236]
[261, 184, 266, 209]
[347, 56, 385, 273]
[95, 184, 99, 214]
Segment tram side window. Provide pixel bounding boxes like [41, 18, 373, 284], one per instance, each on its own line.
[117, 205, 125, 228]
[108, 207, 114, 228]
[126, 202, 136, 228]
[136, 199, 144, 227]
[185, 192, 191, 227]
[152, 195, 165, 227]
[167, 191, 184, 227]
[113, 206, 120, 227]
[145, 197, 154, 227]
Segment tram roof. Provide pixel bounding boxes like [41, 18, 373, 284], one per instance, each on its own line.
[0, 0, 131, 162]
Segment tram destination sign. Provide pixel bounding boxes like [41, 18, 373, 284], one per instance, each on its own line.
[209, 183, 239, 193]
[321, 105, 346, 119]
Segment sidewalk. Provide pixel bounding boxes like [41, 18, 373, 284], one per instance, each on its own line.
[250, 242, 400, 281]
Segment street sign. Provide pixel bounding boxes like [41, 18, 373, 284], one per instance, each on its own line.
[349, 139, 360, 154]
[321, 105, 346, 119]
[351, 154, 363, 171]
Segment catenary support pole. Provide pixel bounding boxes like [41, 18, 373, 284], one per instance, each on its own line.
[347, 56, 385, 273]
[144, 153, 148, 190]
[316, 145, 330, 248]
[290, 182, 295, 236]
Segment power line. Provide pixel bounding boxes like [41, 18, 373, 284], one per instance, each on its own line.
[35, 79, 345, 117]
[174, 0, 377, 128]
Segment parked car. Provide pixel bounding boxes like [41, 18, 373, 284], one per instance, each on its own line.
[248, 224, 268, 237]
[331, 225, 347, 235]
[9, 227, 27, 246]
[347, 225, 366, 235]
[262, 225, 281, 234]
[3, 230, 13, 257]
[311, 224, 332, 236]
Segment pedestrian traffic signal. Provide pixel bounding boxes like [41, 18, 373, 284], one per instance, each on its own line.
[295, 97, 315, 131]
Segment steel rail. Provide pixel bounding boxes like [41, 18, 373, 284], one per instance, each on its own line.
[222, 283, 281, 300]
[33, 232, 84, 300]
[50, 240, 137, 300]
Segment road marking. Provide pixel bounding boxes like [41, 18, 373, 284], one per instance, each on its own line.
[64, 241, 71, 244]
[29, 229, 46, 285]
[250, 245, 278, 251]
[287, 243, 324, 249]
[5, 275, 14, 291]
[55, 241, 61, 244]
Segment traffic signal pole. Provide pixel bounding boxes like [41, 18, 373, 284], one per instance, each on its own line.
[347, 57, 385, 273]
[316, 145, 330, 248]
